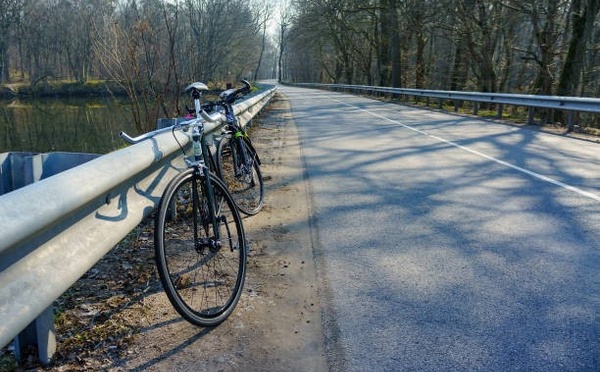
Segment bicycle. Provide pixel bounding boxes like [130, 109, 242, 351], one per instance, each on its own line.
[121, 82, 247, 327]
[199, 80, 264, 215]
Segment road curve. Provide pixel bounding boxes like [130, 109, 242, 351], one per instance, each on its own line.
[279, 84, 600, 371]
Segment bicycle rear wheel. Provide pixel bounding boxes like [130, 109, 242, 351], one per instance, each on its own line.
[155, 169, 247, 327]
[217, 135, 264, 215]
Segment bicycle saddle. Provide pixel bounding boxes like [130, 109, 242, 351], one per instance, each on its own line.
[184, 82, 209, 93]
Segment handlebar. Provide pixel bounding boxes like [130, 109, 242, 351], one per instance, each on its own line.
[184, 80, 251, 115]
[120, 115, 223, 145]
[219, 80, 251, 105]
[121, 80, 250, 145]
[119, 126, 174, 144]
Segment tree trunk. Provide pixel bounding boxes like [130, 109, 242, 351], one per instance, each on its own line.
[557, 0, 600, 97]
[0, 42, 8, 83]
[378, 0, 391, 86]
[254, 21, 266, 81]
[415, 29, 426, 89]
[450, 40, 467, 91]
[389, 0, 401, 88]
[278, 22, 286, 82]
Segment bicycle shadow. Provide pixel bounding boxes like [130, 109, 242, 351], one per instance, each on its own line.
[95, 136, 186, 223]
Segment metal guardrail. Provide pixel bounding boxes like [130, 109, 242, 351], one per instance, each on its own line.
[0, 152, 101, 195]
[290, 83, 600, 130]
[0, 86, 276, 359]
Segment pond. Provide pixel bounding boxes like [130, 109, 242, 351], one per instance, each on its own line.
[0, 97, 139, 154]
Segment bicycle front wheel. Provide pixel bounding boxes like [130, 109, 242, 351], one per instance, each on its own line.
[217, 135, 264, 215]
[155, 169, 247, 327]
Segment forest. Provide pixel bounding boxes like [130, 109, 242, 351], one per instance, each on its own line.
[0, 0, 598, 128]
[282, 0, 600, 99]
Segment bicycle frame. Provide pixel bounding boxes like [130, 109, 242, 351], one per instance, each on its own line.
[180, 88, 226, 248]
[186, 123, 220, 247]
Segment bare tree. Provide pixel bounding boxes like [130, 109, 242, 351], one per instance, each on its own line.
[252, 1, 273, 81]
[557, 0, 600, 97]
[509, 0, 569, 95]
[0, 0, 24, 83]
[388, 0, 401, 87]
[277, 2, 293, 82]
[19, 0, 57, 84]
[94, 0, 169, 132]
[53, 0, 114, 83]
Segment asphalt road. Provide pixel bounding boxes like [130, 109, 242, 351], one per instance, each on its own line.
[278, 84, 600, 371]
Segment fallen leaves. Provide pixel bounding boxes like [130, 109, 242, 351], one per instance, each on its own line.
[49, 222, 157, 369]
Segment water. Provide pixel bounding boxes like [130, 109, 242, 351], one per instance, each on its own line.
[0, 97, 138, 154]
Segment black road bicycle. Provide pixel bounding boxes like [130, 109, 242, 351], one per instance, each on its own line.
[199, 80, 264, 215]
[121, 82, 247, 327]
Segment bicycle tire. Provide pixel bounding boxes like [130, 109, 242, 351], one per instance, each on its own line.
[216, 135, 264, 215]
[155, 169, 247, 327]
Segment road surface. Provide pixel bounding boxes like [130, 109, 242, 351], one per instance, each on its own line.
[279, 84, 600, 371]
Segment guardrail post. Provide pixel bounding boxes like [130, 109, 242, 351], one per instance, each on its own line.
[528, 107, 535, 124]
[497, 103, 504, 119]
[567, 111, 576, 132]
[454, 100, 461, 112]
[13, 307, 56, 366]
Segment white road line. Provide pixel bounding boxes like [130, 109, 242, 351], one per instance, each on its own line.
[336, 98, 600, 202]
